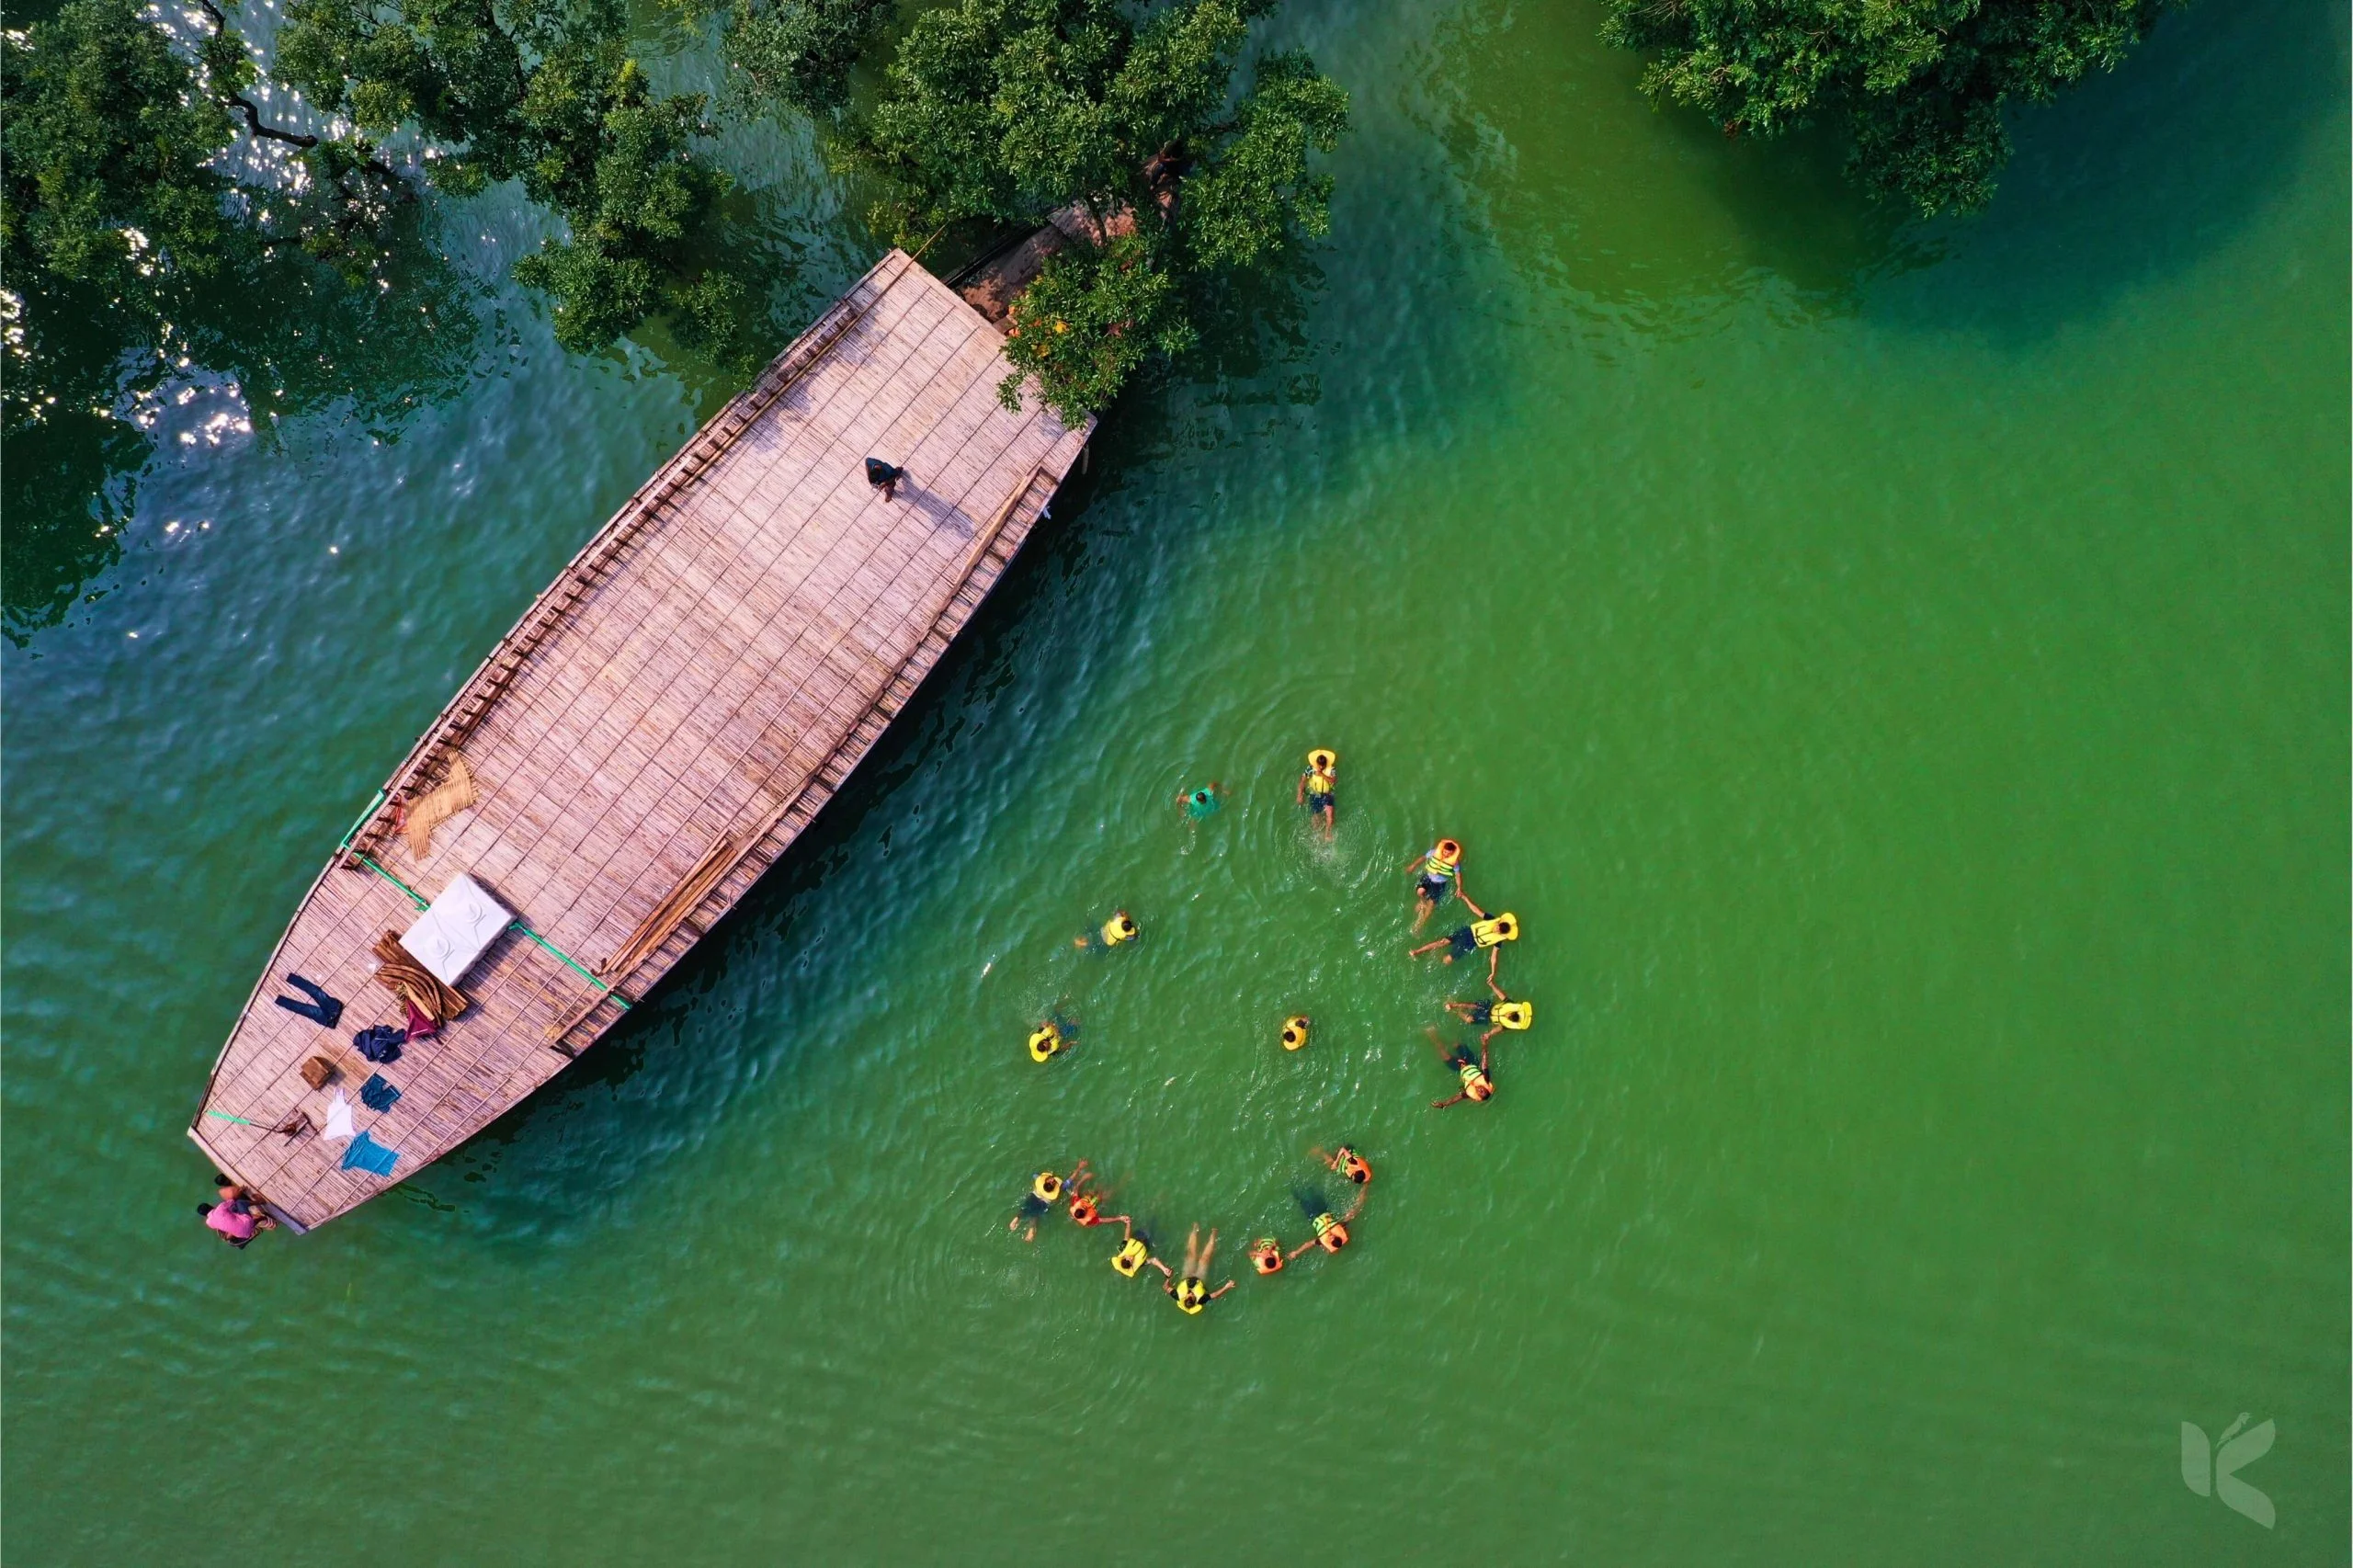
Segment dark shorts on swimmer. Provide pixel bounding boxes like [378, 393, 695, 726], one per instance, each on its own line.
[1416, 874, 1450, 903]
[1449, 926, 1477, 956]
[1017, 1194, 1051, 1218]
[1307, 792, 1335, 813]
[1463, 1000, 1494, 1024]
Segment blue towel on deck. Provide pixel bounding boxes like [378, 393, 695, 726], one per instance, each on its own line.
[358, 1073, 401, 1112]
[341, 1131, 400, 1177]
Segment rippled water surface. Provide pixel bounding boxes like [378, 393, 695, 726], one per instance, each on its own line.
[6, 0, 2347, 1561]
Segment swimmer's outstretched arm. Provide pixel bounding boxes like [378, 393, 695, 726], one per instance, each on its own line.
[1341, 1189, 1366, 1223]
[1285, 1237, 1321, 1261]
[1147, 1256, 1173, 1278]
[1296, 772, 1308, 805]
[1209, 1280, 1236, 1301]
[1486, 948, 1502, 988]
[1486, 969, 1508, 1001]
[1429, 1089, 1469, 1110]
[1459, 891, 1489, 920]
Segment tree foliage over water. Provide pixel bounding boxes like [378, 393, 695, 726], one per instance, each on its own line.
[1, 0, 1347, 629]
[276, 0, 745, 356]
[1601, 0, 2172, 215]
[855, 0, 1347, 420]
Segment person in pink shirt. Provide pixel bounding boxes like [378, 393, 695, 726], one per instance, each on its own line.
[198, 1175, 276, 1248]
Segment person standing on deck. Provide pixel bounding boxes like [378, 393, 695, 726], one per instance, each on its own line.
[865, 458, 905, 501]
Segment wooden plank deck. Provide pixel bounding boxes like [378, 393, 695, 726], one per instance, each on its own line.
[189, 250, 1089, 1231]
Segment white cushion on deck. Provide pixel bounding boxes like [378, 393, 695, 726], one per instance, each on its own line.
[399, 873, 511, 987]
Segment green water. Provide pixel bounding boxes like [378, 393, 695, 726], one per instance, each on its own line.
[6, 0, 2347, 1561]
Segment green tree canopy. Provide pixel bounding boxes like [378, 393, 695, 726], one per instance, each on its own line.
[277, 0, 746, 355]
[670, 0, 894, 116]
[854, 0, 1347, 420]
[1600, 0, 2171, 215]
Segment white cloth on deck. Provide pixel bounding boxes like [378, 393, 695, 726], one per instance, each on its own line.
[398, 872, 511, 987]
[322, 1089, 356, 1142]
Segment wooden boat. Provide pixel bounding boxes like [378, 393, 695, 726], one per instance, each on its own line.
[189, 249, 1090, 1231]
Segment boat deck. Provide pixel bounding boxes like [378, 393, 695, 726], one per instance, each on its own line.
[189, 250, 1088, 1230]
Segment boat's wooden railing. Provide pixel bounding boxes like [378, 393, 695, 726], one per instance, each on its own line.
[342, 252, 918, 869]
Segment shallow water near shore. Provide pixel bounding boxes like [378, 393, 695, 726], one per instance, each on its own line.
[4, 0, 2347, 1561]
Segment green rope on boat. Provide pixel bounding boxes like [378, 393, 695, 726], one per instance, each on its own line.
[207, 1109, 261, 1127]
[337, 790, 626, 1010]
[510, 921, 630, 1007]
[337, 788, 391, 852]
[355, 853, 429, 911]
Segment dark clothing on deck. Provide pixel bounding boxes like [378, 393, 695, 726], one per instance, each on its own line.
[274, 973, 344, 1028]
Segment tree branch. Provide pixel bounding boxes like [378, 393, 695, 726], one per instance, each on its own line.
[188, 0, 323, 146]
[233, 93, 320, 146]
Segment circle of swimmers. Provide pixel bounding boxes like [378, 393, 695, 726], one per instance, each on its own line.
[1010, 746, 1535, 1318]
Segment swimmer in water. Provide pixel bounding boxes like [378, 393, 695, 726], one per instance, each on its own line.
[1284, 1186, 1368, 1262]
[1312, 1144, 1373, 1185]
[1427, 1026, 1495, 1109]
[1296, 749, 1337, 839]
[1176, 781, 1226, 820]
[1109, 1227, 1165, 1279]
[1066, 1171, 1130, 1233]
[1162, 1225, 1236, 1314]
[1176, 781, 1225, 852]
[1408, 893, 1518, 988]
[1247, 1236, 1288, 1275]
[1445, 994, 1534, 1046]
[1404, 838, 1465, 932]
[1027, 1018, 1068, 1062]
[1074, 909, 1141, 950]
[1007, 1161, 1089, 1241]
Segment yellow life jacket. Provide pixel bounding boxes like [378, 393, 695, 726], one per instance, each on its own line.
[1472, 914, 1518, 948]
[1175, 1278, 1207, 1313]
[1031, 1171, 1063, 1204]
[1028, 1024, 1063, 1062]
[1100, 914, 1137, 946]
[1306, 767, 1336, 795]
[1306, 748, 1336, 772]
[1280, 1015, 1311, 1051]
[1423, 845, 1460, 881]
[1461, 1062, 1494, 1099]
[1312, 1211, 1349, 1252]
[1112, 1238, 1149, 1277]
[1495, 1001, 1533, 1030]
